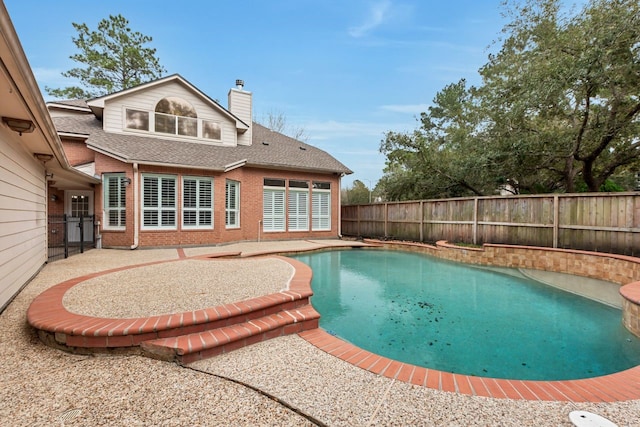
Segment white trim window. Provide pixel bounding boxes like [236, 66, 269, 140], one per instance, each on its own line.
[103, 173, 127, 230]
[125, 109, 149, 131]
[263, 178, 285, 232]
[142, 174, 177, 229]
[123, 104, 222, 142]
[225, 180, 240, 228]
[288, 180, 309, 231]
[312, 181, 331, 231]
[183, 176, 213, 229]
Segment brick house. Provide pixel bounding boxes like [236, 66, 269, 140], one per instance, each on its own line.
[47, 74, 352, 248]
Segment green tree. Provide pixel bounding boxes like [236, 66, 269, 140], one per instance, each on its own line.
[379, 0, 640, 199]
[480, 0, 640, 193]
[46, 14, 166, 99]
[380, 80, 496, 200]
[342, 180, 374, 205]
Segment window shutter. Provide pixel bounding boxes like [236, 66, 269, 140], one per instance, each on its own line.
[312, 192, 330, 231]
[263, 189, 285, 231]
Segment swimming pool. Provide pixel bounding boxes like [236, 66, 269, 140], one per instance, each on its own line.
[293, 249, 640, 381]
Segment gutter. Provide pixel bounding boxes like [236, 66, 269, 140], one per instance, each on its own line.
[224, 158, 247, 172]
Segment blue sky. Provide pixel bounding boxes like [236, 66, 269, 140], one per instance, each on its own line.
[5, 0, 511, 188]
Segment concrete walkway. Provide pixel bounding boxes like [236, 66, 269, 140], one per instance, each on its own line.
[2, 240, 639, 426]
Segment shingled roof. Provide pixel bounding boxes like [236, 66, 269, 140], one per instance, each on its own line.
[52, 114, 352, 175]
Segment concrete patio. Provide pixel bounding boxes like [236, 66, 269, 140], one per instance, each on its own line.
[2, 240, 639, 426]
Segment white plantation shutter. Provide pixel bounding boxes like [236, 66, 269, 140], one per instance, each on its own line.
[312, 191, 331, 231]
[183, 177, 213, 228]
[288, 190, 309, 231]
[199, 179, 213, 226]
[142, 175, 176, 229]
[263, 189, 285, 231]
[104, 174, 126, 229]
[225, 180, 240, 227]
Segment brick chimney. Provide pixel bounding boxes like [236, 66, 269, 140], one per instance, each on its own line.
[228, 79, 252, 146]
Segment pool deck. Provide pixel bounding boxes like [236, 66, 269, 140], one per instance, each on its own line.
[5, 239, 640, 425]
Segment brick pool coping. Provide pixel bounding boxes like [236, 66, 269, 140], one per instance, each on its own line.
[27, 241, 640, 402]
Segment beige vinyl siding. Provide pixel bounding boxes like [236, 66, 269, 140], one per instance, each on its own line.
[0, 133, 47, 311]
[228, 88, 252, 146]
[103, 83, 238, 146]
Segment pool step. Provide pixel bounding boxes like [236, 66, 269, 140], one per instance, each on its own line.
[140, 305, 320, 364]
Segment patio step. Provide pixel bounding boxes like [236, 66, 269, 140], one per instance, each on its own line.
[28, 254, 322, 362]
[140, 305, 320, 364]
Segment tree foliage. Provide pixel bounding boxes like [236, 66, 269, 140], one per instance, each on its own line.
[342, 180, 374, 205]
[379, 0, 640, 200]
[46, 14, 166, 99]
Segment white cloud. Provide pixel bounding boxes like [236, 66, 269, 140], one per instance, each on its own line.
[348, 0, 392, 38]
[379, 103, 429, 114]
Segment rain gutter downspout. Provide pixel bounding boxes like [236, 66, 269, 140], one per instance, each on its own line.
[131, 162, 139, 249]
[338, 173, 344, 238]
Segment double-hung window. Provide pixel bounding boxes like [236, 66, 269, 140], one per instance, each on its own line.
[262, 179, 285, 232]
[288, 180, 309, 231]
[142, 174, 177, 229]
[225, 180, 240, 228]
[183, 177, 213, 229]
[103, 174, 127, 229]
[312, 182, 331, 231]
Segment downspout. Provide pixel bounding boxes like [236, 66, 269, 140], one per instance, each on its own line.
[338, 174, 343, 238]
[131, 163, 139, 249]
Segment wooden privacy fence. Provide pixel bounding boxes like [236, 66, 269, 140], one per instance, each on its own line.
[341, 192, 640, 256]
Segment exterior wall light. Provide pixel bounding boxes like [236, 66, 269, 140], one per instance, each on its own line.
[2, 116, 36, 135]
[123, 177, 132, 187]
[35, 153, 54, 162]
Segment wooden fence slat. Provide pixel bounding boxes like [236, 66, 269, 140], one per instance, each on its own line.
[342, 193, 640, 256]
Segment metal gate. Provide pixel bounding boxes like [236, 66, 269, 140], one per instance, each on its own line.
[48, 214, 95, 261]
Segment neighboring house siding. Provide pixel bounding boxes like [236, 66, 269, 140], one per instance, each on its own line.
[103, 84, 238, 146]
[0, 133, 47, 311]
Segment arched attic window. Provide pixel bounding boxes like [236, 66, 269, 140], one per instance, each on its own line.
[155, 97, 198, 137]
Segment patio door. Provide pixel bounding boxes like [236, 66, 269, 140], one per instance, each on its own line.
[65, 191, 94, 243]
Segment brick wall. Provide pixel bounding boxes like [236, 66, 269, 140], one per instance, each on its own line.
[62, 140, 95, 166]
[85, 158, 342, 248]
[135, 166, 342, 247]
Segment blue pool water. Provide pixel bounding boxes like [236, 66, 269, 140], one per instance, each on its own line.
[292, 249, 640, 380]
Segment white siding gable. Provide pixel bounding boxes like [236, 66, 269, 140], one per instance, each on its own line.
[103, 82, 239, 146]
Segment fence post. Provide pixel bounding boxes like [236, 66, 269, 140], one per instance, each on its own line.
[419, 201, 424, 242]
[473, 198, 479, 245]
[384, 203, 389, 238]
[357, 205, 361, 237]
[553, 195, 559, 248]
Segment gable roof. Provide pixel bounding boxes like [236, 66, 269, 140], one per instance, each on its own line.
[86, 74, 249, 130]
[52, 114, 352, 175]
